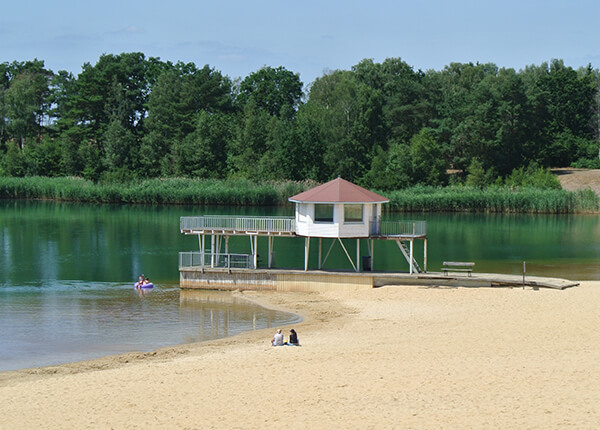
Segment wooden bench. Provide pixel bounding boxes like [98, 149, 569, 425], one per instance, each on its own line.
[442, 261, 475, 277]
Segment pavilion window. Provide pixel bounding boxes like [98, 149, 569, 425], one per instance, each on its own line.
[344, 204, 363, 223]
[315, 204, 334, 223]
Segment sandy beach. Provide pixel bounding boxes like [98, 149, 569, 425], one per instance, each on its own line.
[1, 282, 599, 429]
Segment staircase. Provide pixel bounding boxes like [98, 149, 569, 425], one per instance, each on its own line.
[396, 240, 422, 273]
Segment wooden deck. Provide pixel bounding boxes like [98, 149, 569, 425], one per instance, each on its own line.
[180, 216, 427, 239]
[179, 267, 579, 291]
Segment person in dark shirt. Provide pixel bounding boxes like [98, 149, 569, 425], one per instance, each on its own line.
[287, 329, 299, 346]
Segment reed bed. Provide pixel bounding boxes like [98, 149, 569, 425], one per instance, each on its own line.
[384, 185, 600, 213]
[1, 177, 598, 213]
[0, 176, 309, 206]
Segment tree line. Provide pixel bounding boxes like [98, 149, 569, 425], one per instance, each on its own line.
[0, 53, 598, 189]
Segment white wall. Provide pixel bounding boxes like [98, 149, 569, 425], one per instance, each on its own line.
[295, 202, 377, 238]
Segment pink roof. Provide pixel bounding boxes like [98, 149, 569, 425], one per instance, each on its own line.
[288, 178, 389, 204]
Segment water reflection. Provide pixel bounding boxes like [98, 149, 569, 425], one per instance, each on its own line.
[179, 290, 286, 342]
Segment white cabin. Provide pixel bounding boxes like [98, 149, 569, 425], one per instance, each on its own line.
[288, 178, 388, 238]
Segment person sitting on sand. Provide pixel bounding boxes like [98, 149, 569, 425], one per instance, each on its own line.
[272, 329, 284, 346]
[287, 328, 299, 346]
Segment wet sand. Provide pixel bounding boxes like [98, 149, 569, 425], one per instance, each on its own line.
[1, 282, 599, 429]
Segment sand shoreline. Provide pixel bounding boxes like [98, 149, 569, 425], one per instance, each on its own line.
[2, 283, 599, 429]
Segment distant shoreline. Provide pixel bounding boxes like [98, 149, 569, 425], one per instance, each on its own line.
[1, 176, 598, 213]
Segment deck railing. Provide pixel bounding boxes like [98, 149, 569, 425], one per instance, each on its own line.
[181, 216, 426, 237]
[179, 251, 255, 269]
[370, 220, 427, 237]
[180, 216, 296, 234]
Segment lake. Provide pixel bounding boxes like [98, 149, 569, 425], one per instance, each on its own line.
[1, 200, 599, 370]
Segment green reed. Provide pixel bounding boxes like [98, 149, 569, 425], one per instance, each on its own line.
[384, 185, 599, 213]
[1, 177, 598, 213]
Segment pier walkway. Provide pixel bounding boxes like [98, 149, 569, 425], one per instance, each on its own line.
[180, 216, 426, 239]
[179, 266, 579, 291]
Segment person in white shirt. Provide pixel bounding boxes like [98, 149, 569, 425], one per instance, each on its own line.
[272, 329, 284, 346]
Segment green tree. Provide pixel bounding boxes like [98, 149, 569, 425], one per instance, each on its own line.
[141, 63, 234, 176]
[305, 70, 384, 181]
[228, 99, 270, 179]
[361, 143, 413, 190]
[237, 66, 303, 119]
[103, 118, 137, 176]
[353, 58, 431, 145]
[23, 138, 62, 176]
[410, 128, 447, 186]
[4, 66, 52, 148]
[172, 111, 233, 178]
[72, 52, 164, 140]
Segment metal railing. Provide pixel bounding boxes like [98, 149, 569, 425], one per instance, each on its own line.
[370, 220, 427, 237]
[179, 251, 255, 269]
[180, 216, 296, 234]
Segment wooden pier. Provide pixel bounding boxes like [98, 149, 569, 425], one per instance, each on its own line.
[178, 179, 578, 293]
[180, 215, 428, 274]
[179, 267, 579, 292]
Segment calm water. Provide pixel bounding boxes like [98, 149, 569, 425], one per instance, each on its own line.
[1, 200, 600, 370]
[0, 283, 298, 371]
[0, 201, 298, 371]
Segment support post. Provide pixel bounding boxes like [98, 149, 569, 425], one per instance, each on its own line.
[423, 238, 428, 273]
[253, 235, 258, 269]
[304, 237, 310, 271]
[201, 234, 205, 270]
[268, 236, 273, 268]
[225, 235, 230, 272]
[356, 238, 360, 272]
[409, 239, 414, 274]
[210, 234, 215, 268]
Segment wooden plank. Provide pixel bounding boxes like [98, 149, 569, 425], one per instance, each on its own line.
[443, 261, 475, 267]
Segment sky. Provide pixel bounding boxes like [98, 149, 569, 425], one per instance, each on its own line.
[1, 0, 599, 86]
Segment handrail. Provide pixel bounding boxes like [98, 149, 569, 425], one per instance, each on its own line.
[181, 216, 296, 234]
[370, 220, 427, 237]
[181, 216, 426, 237]
[179, 251, 255, 269]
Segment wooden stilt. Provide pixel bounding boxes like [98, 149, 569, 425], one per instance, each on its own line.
[253, 235, 258, 269]
[409, 239, 414, 274]
[356, 238, 360, 272]
[268, 236, 273, 268]
[201, 235, 205, 270]
[424, 238, 427, 273]
[210, 235, 215, 268]
[304, 237, 310, 271]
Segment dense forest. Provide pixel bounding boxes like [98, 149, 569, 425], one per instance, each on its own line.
[0, 53, 598, 189]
